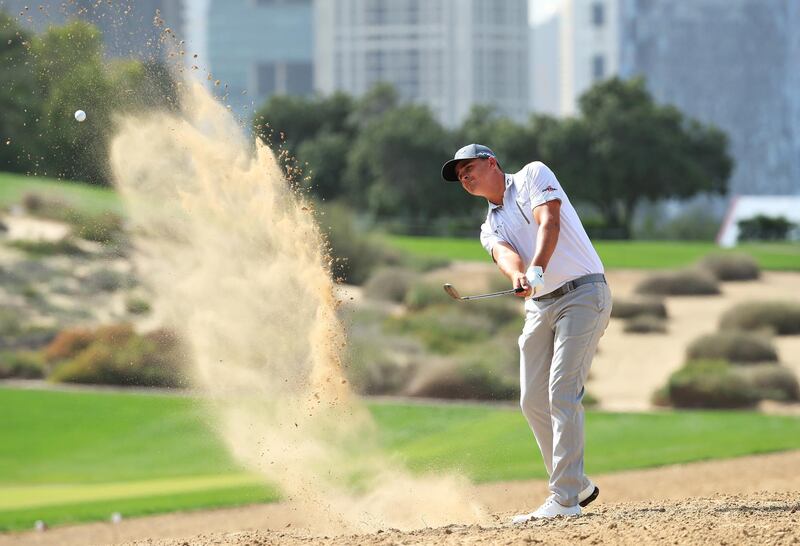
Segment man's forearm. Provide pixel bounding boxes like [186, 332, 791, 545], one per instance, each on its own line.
[493, 243, 527, 279]
[532, 222, 560, 272]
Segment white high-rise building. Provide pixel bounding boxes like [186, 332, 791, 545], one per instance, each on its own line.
[559, 0, 620, 116]
[556, 0, 800, 196]
[314, 0, 529, 127]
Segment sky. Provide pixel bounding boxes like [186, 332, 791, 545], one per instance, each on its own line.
[529, 0, 561, 25]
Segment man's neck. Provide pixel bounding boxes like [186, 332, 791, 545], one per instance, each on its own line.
[487, 171, 505, 206]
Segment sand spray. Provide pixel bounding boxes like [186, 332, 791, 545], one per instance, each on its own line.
[109, 82, 486, 532]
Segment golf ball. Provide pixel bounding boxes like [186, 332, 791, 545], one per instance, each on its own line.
[74, 110, 86, 122]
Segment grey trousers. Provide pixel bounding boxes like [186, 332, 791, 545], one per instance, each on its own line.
[518, 280, 612, 506]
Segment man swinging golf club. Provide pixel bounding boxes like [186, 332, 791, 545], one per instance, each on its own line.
[441, 144, 612, 522]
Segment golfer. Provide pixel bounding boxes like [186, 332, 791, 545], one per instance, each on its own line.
[442, 144, 612, 521]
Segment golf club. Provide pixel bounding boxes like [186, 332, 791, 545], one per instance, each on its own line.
[443, 283, 525, 301]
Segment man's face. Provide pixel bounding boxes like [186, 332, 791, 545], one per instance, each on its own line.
[455, 158, 495, 197]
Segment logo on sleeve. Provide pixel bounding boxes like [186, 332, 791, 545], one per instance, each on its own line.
[543, 186, 557, 192]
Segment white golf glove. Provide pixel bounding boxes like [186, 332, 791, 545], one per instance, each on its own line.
[527, 266, 545, 298]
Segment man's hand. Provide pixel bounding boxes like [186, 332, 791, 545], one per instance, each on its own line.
[528, 266, 544, 297]
[511, 271, 531, 298]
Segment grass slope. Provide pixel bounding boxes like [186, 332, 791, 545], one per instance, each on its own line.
[385, 235, 800, 271]
[3, 387, 800, 530]
[0, 172, 122, 215]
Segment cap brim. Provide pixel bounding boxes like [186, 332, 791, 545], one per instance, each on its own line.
[441, 158, 467, 182]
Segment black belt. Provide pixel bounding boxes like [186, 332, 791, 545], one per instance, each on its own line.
[532, 273, 606, 301]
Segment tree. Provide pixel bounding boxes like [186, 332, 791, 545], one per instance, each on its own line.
[456, 105, 542, 173]
[0, 11, 41, 174]
[253, 92, 355, 155]
[296, 131, 350, 200]
[30, 20, 114, 183]
[543, 77, 732, 238]
[345, 104, 477, 226]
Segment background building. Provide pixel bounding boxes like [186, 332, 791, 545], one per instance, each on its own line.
[314, 0, 529, 127]
[205, 0, 314, 116]
[551, 0, 800, 196]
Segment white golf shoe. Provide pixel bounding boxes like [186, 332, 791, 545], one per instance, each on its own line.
[511, 496, 581, 524]
[579, 479, 600, 507]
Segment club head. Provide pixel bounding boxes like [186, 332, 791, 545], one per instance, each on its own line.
[442, 283, 462, 300]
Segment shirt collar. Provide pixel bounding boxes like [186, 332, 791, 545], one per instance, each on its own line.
[488, 174, 513, 210]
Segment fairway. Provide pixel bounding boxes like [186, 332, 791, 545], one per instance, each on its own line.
[3, 387, 800, 531]
[386, 235, 800, 271]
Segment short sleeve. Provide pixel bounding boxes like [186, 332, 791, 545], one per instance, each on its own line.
[480, 218, 505, 259]
[525, 162, 566, 209]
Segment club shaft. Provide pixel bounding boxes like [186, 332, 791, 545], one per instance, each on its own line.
[460, 288, 520, 300]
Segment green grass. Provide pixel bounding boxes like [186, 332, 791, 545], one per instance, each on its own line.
[2, 173, 797, 270]
[0, 172, 122, 215]
[385, 236, 800, 271]
[2, 387, 800, 531]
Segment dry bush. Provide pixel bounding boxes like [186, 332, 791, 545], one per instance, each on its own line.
[49, 324, 185, 387]
[635, 269, 720, 296]
[404, 359, 517, 400]
[126, 296, 152, 315]
[404, 280, 453, 310]
[734, 364, 800, 402]
[623, 315, 667, 334]
[0, 351, 46, 379]
[719, 301, 800, 335]
[386, 306, 492, 354]
[69, 211, 125, 244]
[611, 298, 668, 319]
[44, 327, 95, 363]
[698, 253, 760, 281]
[686, 331, 778, 363]
[363, 267, 418, 303]
[665, 360, 758, 409]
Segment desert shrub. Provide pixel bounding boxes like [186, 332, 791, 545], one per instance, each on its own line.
[469, 297, 522, 325]
[697, 253, 760, 281]
[7, 238, 87, 257]
[363, 267, 417, 303]
[44, 327, 97, 363]
[635, 269, 719, 296]
[49, 324, 185, 387]
[734, 364, 800, 402]
[346, 336, 420, 395]
[665, 360, 758, 409]
[83, 269, 127, 292]
[404, 280, 453, 310]
[0, 308, 22, 337]
[0, 351, 46, 379]
[719, 302, 800, 335]
[21, 192, 73, 217]
[68, 211, 125, 244]
[623, 315, 667, 334]
[318, 202, 387, 285]
[405, 359, 517, 400]
[611, 298, 667, 319]
[126, 297, 152, 315]
[686, 332, 778, 363]
[386, 306, 492, 354]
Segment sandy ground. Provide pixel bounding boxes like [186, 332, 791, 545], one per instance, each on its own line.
[4, 450, 800, 546]
[594, 270, 800, 410]
[426, 264, 800, 410]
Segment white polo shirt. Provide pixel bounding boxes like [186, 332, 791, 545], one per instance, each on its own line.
[479, 161, 604, 297]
